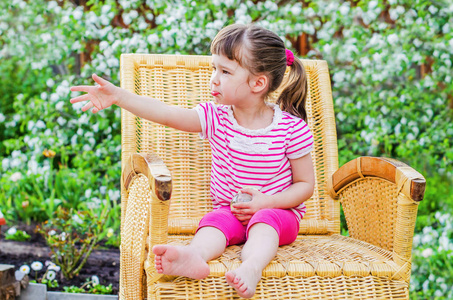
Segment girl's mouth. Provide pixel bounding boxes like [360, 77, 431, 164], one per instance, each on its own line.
[211, 91, 220, 96]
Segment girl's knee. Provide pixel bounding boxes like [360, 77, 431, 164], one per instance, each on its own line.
[250, 208, 277, 220]
[248, 208, 299, 246]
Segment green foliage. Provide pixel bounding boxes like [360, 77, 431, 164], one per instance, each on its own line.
[41, 278, 60, 289]
[410, 211, 453, 299]
[5, 229, 31, 241]
[37, 207, 108, 279]
[63, 277, 113, 294]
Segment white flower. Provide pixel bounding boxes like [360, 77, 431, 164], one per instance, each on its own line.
[422, 280, 429, 291]
[91, 275, 100, 285]
[72, 214, 83, 224]
[413, 39, 422, 48]
[387, 33, 398, 45]
[36, 120, 46, 129]
[339, 4, 349, 16]
[434, 290, 443, 297]
[48, 230, 56, 236]
[46, 270, 56, 280]
[55, 101, 64, 111]
[57, 117, 66, 126]
[48, 264, 61, 272]
[20, 265, 30, 274]
[41, 33, 52, 43]
[101, 4, 112, 14]
[108, 189, 120, 202]
[291, 5, 302, 15]
[421, 248, 433, 258]
[46, 78, 55, 88]
[7, 227, 17, 235]
[394, 124, 401, 136]
[368, 1, 378, 10]
[100, 186, 107, 195]
[395, 5, 405, 14]
[439, 236, 450, 251]
[428, 5, 438, 15]
[31, 261, 43, 271]
[73, 8, 83, 20]
[107, 228, 114, 238]
[0, 113, 5, 122]
[10, 172, 22, 182]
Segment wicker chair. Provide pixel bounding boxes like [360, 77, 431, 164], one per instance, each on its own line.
[119, 54, 426, 299]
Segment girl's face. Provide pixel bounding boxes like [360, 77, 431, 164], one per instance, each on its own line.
[210, 54, 253, 106]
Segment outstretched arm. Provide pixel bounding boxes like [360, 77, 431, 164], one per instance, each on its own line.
[70, 74, 202, 133]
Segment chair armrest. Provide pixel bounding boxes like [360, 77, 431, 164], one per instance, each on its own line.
[120, 153, 172, 297]
[122, 153, 172, 201]
[328, 156, 426, 282]
[330, 156, 425, 202]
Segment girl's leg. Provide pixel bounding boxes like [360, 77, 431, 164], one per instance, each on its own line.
[225, 208, 300, 298]
[225, 223, 279, 298]
[153, 226, 227, 280]
[153, 206, 247, 280]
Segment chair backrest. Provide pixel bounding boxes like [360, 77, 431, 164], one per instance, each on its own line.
[120, 54, 339, 235]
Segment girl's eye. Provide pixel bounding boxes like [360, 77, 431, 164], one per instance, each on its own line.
[223, 70, 230, 74]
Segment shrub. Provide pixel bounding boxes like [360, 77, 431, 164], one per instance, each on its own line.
[37, 206, 109, 279]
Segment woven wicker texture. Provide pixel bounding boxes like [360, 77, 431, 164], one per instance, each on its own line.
[119, 54, 419, 299]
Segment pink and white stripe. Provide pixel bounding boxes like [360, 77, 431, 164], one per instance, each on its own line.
[195, 102, 314, 221]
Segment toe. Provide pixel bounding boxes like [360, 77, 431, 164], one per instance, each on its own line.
[152, 245, 167, 256]
[225, 271, 236, 284]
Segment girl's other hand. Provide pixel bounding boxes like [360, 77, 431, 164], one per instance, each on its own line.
[70, 74, 119, 113]
[231, 189, 274, 225]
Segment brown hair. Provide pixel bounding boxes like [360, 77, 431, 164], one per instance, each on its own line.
[210, 23, 308, 121]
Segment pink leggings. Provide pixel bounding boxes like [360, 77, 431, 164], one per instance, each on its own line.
[197, 206, 300, 246]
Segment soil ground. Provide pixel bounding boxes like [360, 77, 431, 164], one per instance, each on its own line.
[0, 223, 119, 295]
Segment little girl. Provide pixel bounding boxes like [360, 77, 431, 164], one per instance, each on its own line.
[70, 24, 315, 299]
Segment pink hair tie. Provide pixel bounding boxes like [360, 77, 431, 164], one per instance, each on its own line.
[286, 49, 294, 66]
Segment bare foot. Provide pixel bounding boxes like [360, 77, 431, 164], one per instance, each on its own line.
[152, 245, 210, 280]
[225, 264, 261, 299]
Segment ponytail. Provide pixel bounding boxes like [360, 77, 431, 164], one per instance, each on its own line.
[276, 57, 308, 122]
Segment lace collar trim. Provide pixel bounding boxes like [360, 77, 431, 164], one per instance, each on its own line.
[226, 103, 282, 136]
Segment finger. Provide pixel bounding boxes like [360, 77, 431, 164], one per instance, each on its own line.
[235, 215, 247, 221]
[92, 74, 110, 86]
[70, 86, 97, 93]
[92, 106, 100, 113]
[231, 206, 243, 214]
[235, 213, 252, 220]
[82, 101, 94, 112]
[237, 209, 252, 215]
[240, 188, 257, 195]
[232, 203, 250, 209]
[70, 94, 90, 104]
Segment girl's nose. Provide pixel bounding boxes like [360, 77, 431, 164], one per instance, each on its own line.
[211, 72, 220, 85]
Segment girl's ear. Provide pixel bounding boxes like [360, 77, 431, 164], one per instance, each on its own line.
[250, 74, 268, 94]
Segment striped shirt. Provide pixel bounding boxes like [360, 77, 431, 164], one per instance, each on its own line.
[195, 101, 314, 221]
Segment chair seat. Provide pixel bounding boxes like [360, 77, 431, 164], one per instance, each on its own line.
[150, 234, 408, 299]
[165, 234, 398, 279]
